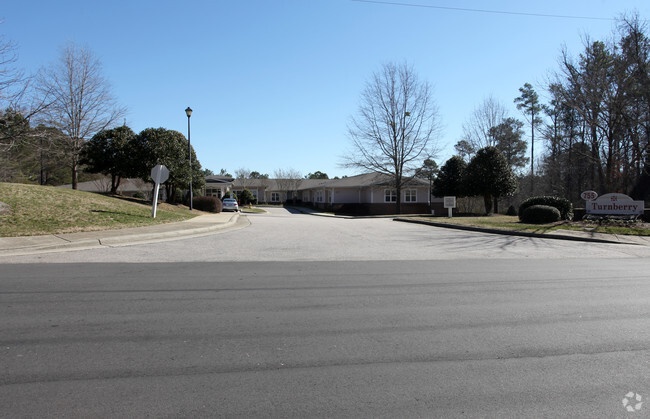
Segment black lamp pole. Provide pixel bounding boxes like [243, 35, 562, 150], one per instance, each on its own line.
[185, 107, 193, 210]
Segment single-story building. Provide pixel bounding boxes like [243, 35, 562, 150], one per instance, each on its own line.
[229, 172, 443, 215]
[204, 175, 235, 199]
[58, 177, 164, 200]
[63, 172, 443, 215]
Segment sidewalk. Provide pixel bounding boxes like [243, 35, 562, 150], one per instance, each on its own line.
[0, 212, 242, 257]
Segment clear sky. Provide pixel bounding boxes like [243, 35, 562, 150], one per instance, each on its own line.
[3, 1, 649, 178]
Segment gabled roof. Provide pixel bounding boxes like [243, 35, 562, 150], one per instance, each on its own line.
[58, 178, 152, 193]
[317, 173, 389, 188]
[205, 176, 234, 185]
[230, 173, 427, 191]
[313, 173, 429, 189]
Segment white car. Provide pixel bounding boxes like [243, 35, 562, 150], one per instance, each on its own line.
[222, 198, 239, 212]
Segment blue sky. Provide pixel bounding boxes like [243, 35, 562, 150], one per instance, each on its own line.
[3, 1, 649, 178]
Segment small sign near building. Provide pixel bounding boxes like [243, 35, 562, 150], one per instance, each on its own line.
[584, 192, 644, 216]
[444, 196, 456, 218]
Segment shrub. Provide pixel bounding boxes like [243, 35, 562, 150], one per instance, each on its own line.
[239, 189, 256, 205]
[521, 205, 561, 224]
[506, 205, 517, 216]
[519, 196, 573, 221]
[192, 196, 222, 213]
[133, 191, 147, 200]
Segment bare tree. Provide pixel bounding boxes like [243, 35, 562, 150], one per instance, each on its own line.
[459, 95, 508, 152]
[345, 61, 440, 214]
[274, 168, 302, 203]
[35, 42, 126, 189]
[234, 167, 252, 190]
[0, 28, 50, 152]
[0, 31, 26, 108]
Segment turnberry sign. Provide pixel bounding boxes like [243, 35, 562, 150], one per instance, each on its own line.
[585, 193, 644, 216]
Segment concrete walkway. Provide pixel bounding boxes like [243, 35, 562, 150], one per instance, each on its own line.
[0, 212, 242, 257]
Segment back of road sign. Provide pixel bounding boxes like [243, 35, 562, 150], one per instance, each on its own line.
[151, 164, 169, 185]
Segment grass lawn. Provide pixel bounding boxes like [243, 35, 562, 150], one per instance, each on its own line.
[0, 183, 199, 237]
[407, 214, 650, 236]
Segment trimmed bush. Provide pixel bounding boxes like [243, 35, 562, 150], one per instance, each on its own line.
[521, 205, 561, 224]
[192, 196, 222, 213]
[239, 189, 256, 205]
[506, 205, 517, 216]
[133, 191, 147, 200]
[519, 196, 573, 221]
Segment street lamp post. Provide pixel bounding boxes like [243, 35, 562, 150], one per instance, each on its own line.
[185, 107, 193, 210]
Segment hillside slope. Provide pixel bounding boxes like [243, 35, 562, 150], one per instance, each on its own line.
[0, 183, 197, 237]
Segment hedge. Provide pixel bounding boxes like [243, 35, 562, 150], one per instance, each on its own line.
[521, 205, 561, 224]
[519, 196, 573, 221]
[192, 196, 222, 213]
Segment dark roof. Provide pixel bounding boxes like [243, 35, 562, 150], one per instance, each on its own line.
[205, 176, 234, 184]
[230, 173, 427, 191]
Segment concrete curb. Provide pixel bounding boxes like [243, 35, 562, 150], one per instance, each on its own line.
[0, 213, 243, 257]
[289, 206, 647, 245]
[394, 217, 646, 245]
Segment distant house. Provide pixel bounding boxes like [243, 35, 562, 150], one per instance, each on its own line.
[58, 177, 161, 199]
[227, 172, 442, 215]
[204, 175, 235, 199]
[62, 172, 442, 215]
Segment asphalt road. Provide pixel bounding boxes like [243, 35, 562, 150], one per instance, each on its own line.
[1, 208, 650, 417]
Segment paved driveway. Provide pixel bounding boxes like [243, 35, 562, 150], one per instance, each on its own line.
[5, 207, 650, 263]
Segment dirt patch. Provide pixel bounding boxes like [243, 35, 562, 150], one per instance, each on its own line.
[566, 219, 650, 230]
[0, 201, 10, 214]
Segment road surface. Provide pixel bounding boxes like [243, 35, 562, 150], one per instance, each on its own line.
[1, 208, 649, 417]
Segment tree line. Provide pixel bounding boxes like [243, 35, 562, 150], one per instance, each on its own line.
[542, 15, 650, 203]
[0, 37, 204, 202]
[452, 13, 650, 207]
[3, 13, 649, 212]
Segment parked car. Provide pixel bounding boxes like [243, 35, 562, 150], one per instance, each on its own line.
[222, 198, 239, 212]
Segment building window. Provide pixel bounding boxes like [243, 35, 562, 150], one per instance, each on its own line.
[384, 189, 397, 202]
[404, 189, 417, 202]
[206, 189, 221, 198]
[271, 192, 280, 202]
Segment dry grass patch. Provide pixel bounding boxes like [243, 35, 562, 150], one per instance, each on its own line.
[0, 183, 198, 237]
[408, 214, 650, 236]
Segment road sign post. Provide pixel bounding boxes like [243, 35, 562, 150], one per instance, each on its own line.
[150, 164, 169, 218]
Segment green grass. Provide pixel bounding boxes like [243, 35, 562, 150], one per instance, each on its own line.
[0, 182, 199, 237]
[408, 214, 650, 236]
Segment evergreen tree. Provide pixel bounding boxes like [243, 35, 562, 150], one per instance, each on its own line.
[463, 146, 517, 214]
[80, 126, 137, 194]
[488, 117, 529, 174]
[433, 156, 466, 197]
